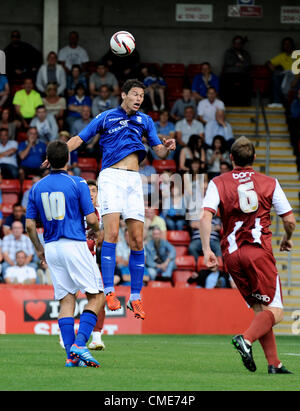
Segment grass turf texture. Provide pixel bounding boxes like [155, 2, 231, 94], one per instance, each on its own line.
[0, 334, 299, 391]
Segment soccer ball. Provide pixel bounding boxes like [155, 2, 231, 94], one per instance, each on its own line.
[110, 31, 135, 57]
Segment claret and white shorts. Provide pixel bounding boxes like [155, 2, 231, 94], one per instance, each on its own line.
[45, 238, 104, 300]
[98, 167, 145, 222]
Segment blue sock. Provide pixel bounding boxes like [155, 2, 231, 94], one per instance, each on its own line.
[75, 310, 98, 346]
[129, 249, 145, 300]
[58, 317, 75, 359]
[101, 241, 116, 295]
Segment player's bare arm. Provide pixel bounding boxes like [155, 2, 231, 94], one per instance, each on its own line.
[280, 212, 296, 251]
[199, 209, 218, 269]
[152, 137, 176, 159]
[25, 218, 46, 265]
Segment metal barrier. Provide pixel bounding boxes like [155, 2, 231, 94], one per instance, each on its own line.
[254, 89, 294, 287]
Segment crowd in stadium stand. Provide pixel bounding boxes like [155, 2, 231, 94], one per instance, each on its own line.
[0, 29, 299, 288]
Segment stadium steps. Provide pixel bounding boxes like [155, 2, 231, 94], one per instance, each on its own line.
[227, 106, 300, 336]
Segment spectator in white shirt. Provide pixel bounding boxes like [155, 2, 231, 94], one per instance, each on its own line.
[197, 87, 225, 126]
[2, 221, 35, 276]
[30, 105, 58, 144]
[175, 106, 204, 147]
[36, 51, 66, 96]
[4, 250, 37, 284]
[0, 128, 19, 178]
[58, 31, 89, 74]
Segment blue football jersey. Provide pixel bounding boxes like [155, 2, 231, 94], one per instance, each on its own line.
[26, 171, 95, 243]
[78, 106, 162, 170]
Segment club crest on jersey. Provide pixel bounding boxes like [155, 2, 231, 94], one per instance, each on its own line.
[136, 116, 142, 123]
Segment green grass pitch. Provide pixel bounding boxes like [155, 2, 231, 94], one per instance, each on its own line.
[0, 334, 299, 391]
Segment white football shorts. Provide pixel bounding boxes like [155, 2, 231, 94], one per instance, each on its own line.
[98, 167, 145, 222]
[45, 238, 103, 300]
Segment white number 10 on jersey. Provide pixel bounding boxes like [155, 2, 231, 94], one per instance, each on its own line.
[41, 192, 66, 221]
[237, 181, 258, 213]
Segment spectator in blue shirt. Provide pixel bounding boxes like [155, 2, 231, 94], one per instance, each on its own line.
[204, 109, 234, 148]
[145, 226, 176, 280]
[148, 110, 175, 161]
[18, 126, 47, 178]
[66, 83, 92, 131]
[192, 62, 219, 102]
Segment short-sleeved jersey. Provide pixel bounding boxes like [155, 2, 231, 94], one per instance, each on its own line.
[78, 106, 162, 171]
[202, 166, 293, 258]
[26, 170, 95, 243]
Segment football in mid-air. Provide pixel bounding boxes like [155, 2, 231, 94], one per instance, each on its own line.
[110, 31, 135, 57]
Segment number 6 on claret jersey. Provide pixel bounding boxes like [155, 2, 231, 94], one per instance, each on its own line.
[237, 181, 258, 213]
[41, 192, 66, 221]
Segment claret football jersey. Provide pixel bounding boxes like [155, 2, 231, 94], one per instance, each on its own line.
[202, 166, 293, 257]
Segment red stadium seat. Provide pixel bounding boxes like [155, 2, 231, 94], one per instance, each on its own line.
[21, 179, 33, 193]
[165, 77, 184, 90]
[175, 255, 196, 270]
[148, 111, 160, 121]
[167, 230, 190, 246]
[11, 83, 24, 97]
[81, 171, 97, 180]
[251, 65, 272, 96]
[17, 132, 28, 142]
[0, 179, 21, 193]
[2, 192, 19, 205]
[162, 63, 185, 77]
[175, 246, 189, 256]
[147, 281, 172, 288]
[172, 270, 194, 287]
[152, 159, 177, 173]
[78, 157, 98, 171]
[1, 203, 14, 217]
[186, 64, 203, 83]
[197, 256, 206, 271]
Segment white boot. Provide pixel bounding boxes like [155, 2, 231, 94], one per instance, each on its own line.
[88, 331, 106, 350]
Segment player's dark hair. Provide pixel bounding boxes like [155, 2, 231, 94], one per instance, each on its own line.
[231, 136, 255, 167]
[47, 140, 69, 169]
[122, 79, 146, 94]
[86, 179, 97, 188]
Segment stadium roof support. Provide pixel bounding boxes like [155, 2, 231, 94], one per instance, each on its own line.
[43, 0, 59, 61]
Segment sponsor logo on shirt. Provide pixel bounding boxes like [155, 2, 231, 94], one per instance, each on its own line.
[232, 171, 255, 180]
[108, 117, 123, 122]
[251, 293, 271, 303]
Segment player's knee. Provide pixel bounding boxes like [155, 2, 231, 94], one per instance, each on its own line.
[269, 307, 284, 324]
[104, 230, 119, 243]
[129, 235, 143, 251]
